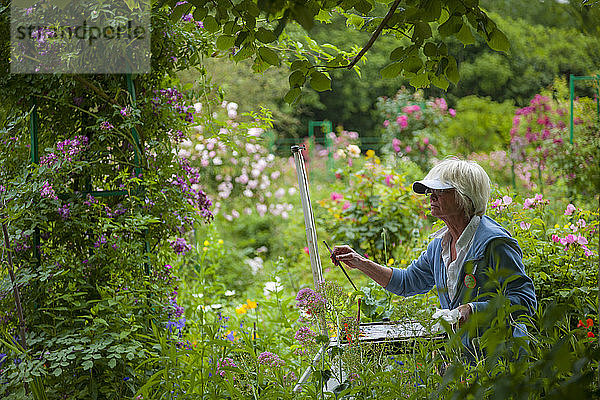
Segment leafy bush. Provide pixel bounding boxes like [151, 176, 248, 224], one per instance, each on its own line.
[317, 150, 430, 264]
[442, 95, 515, 155]
[376, 88, 456, 171]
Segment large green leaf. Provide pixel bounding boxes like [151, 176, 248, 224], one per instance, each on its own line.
[258, 47, 280, 66]
[438, 15, 463, 37]
[444, 56, 460, 84]
[284, 87, 302, 104]
[402, 56, 422, 73]
[256, 27, 277, 43]
[203, 15, 220, 33]
[456, 21, 476, 45]
[289, 70, 306, 88]
[310, 71, 332, 91]
[412, 22, 432, 43]
[487, 28, 510, 53]
[292, 4, 315, 31]
[216, 35, 235, 51]
[380, 62, 403, 79]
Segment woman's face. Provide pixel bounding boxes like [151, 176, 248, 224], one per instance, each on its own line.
[427, 189, 464, 222]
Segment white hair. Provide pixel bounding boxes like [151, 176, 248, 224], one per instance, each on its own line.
[424, 157, 491, 217]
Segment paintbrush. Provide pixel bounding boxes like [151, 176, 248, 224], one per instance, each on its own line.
[323, 240, 358, 291]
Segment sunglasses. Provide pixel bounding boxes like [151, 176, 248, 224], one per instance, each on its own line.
[424, 188, 454, 197]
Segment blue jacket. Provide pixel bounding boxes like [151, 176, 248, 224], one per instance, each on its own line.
[385, 215, 537, 317]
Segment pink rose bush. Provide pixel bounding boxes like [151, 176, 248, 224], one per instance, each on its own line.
[376, 88, 454, 171]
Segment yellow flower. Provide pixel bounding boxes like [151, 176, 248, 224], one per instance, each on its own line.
[387, 258, 395, 266]
[400, 259, 406, 265]
[218, 239, 224, 244]
[203, 247, 208, 252]
[366, 149, 375, 159]
[203, 240, 210, 246]
[554, 224, 560, 229]
[374, 157, 381, 165]
[246, 299, 257, 309]
[236, 305, 248, 314]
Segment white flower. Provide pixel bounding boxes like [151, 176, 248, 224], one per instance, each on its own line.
[256, 204, 267, 216]
[274, 188, 285, 199]
[288, 187, 297, 196]
[243, 189, 253, 197]
[213, 157, 222, 165]
[246, 257, 263, 274]
[193, 102, 202, 113]
[224, 290, 236, 296]
[335, 149, 346, 159]
[247, 127, 263, 137]
[347, 144, 361, 158]
[263, 277, 283, 298]
[270, 171, 281, 180]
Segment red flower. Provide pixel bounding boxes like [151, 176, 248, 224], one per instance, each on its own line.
[587, 331, 595, 338]
[586, 318, 594, 328]
[578, 320, 585, 328]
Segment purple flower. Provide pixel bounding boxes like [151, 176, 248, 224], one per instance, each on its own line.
[216, 357, 237, 377]
[257, 351, 284, 367]
[100, 121, 114, 130]
[295, 288, 326, 314]
[294, 326, 317, 346]
[58, 203, 71, 219]
[40, 181, 58, 200]
[40, 152, 58, 166]
[166, 317, 186, 335]
[170, 237, 191, 255]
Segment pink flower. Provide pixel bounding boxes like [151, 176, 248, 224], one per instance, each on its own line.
[383, 119, 390, 128]
[551, 234, 560, 243]
[520, 221, 531, 230]
[448, 108, 456, 117]
[491, 199, 502, 209]
[330, 192, 343, 202]
[534, 194, 543, 201]
[502, 196, 513, 206]
[404, 145, 412, 153]
[342, 201, 350, 210]
[392, 138, 401, 153]
[577, 235, 589, 245]
[564, 204, 576, 216]
[384, 174, 394, 187]
[303, 247, 309, 255]
[396, 115, 408, 129]
[564, 234, 576, 244]
[402, 105, 421, 114]
[577, 219, 587, 228]
[523, 198, 535, 209]
[422, 137, 429, 145]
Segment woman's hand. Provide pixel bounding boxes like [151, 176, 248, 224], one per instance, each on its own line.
[456, 303, 472, 325]
[331, 245, 368, 270]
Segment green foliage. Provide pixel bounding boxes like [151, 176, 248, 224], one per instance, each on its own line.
[317, 153, 429, 264]
[488, 190, 598, 317]
[448, 12, 600, 106]
[442, 95, 515, 155]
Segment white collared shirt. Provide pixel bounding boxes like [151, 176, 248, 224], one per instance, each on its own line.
[431, 215, 481, 301]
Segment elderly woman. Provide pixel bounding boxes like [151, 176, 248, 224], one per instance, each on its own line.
[332, 158, 537, 355]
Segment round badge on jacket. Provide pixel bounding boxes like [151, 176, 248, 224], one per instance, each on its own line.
[464, 274, 477, 289]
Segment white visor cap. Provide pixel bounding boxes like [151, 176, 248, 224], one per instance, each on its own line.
[412, 179, 454, 194]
